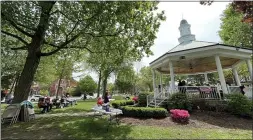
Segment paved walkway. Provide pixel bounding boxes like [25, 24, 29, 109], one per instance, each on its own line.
[35, 112, 95, 118]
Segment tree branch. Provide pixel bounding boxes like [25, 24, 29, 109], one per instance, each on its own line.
[1, 13, 33, 37]
[1, 30, 29, 45]
[40, 40, 93, 56]
[10, 46, 28, 50]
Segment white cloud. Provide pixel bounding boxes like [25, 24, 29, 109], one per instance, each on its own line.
[73, 2, 230, 82]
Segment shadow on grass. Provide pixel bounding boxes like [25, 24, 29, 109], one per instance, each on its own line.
[190, 111, 252, 130]
[60, 117, 132, 139]
[2, 116, 132, 139]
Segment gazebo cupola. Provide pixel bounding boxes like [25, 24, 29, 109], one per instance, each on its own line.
[178, 19, 196, 44]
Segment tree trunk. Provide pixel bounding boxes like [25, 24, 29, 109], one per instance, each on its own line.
[56, 57, 67, 99]
[12, 2, 55, 103]
[97, 70, 102, 98]
[102, 76, 108, 97]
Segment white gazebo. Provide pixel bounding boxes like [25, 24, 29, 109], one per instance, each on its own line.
[149, 19, 252, 103]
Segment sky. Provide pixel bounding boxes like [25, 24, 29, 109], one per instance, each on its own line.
[73, 2, 230, 82]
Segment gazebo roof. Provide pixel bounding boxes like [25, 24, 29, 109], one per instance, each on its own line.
[149, 40, 252, 75]
[168, 40, 218, 53]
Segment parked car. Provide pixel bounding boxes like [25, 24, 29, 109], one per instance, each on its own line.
[29, 95, 44, 102]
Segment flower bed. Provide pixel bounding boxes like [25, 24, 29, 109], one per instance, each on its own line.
[170, 109, 190, 123]
[121, 106, 168, 118]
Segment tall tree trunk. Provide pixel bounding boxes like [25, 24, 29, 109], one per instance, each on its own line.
[56, 57, 67, 99]
[12, 2, 55, 103]
[97, 70, 102, 98]
[102, 76, 108, 97]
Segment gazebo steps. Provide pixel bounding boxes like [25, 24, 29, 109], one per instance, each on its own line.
[148, 98, 169, 108]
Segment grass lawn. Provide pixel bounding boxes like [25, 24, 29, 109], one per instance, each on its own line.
[2, 115, 251, 139]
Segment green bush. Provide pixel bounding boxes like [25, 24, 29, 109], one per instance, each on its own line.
[138, 92, 153, 107]
[167, 92, 192, 112]
[227, 93, 252, 116]
[121, 106, 168, 118]
[111, 100, 134, 109]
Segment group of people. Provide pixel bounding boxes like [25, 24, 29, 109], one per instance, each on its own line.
[38, 96, 53, 113]
[38, 93, 77, 113]
[97, 90, 110, 106]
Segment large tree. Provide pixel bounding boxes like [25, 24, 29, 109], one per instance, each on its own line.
[219, 3, 252, 82]
[1, 1, 165, 103]
[115, 65, 136, 94]
[77, 75, 97, 94]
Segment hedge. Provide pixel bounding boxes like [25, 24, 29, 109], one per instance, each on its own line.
[138, 92, 153, 107]
[121, 106, 168, 118]
[167, 92, 192, 112]
[111, 100, 134, 108]
[227, 93, 252, 117]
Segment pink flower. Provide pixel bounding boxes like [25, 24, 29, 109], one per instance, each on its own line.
[170, 109, 190, 123]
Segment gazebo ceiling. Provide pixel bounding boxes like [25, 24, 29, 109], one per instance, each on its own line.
[156, 56, 241, 74]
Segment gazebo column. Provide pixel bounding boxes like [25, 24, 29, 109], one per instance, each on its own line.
[159, 73, 163, 94]
[152, 69, 157, 97]
[232, 67, 241, 86]
[204, 73, 209, 84]
[246, 59, 252, 81]
[169, 60, 175, 93]
[215, 55, 228, 94]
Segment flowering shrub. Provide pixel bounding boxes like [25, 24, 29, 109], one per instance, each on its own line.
[132, 96, 138, 103]
[170, 109, 190, 123]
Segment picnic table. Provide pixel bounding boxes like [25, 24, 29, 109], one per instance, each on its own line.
[91, 105, 123, 131]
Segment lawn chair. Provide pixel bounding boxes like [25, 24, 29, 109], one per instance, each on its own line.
[1, 104, 21, 125]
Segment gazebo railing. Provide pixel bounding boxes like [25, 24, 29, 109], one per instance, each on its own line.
[227, 85, 252, 98]
[227, 86, 241, 94]
[169, 86, 221, 100]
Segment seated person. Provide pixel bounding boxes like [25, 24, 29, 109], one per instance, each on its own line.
[38, 97, 49, 113]
[45, 97, 53, 111]
[65, 93, 77, 106]
[97, 97, 103, 106]
[103, 90, 109, 104]
[60, 96, 69, 107]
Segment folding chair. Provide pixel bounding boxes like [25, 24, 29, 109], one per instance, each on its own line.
[1, 104, 21, 125]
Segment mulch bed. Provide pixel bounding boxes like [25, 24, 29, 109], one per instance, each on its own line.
[119, 111, 252, 130]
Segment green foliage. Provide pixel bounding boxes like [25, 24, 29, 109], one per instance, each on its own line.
[78, 75, 97, 94]
[115, 65, 136, 94]
[227, 93, 252, 116]
[111, 100, 134, 109]
[138, 92, 153, 107]
[2, 1, 165, 103]
[219, 4, 252, 48]
[219, 4, 252, 80]
[167, 92, 192, 111]
[121, 106, 168, 118]
[40, 89, 49, 96]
